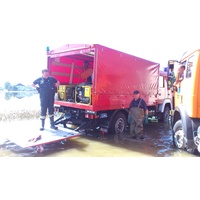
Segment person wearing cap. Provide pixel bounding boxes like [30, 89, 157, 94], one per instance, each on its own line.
[129, 90, 148, 139]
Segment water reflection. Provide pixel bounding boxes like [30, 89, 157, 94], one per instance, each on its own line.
[106, 122, 175, 157]
[3, 91, 37, 100]
[0, 120, 198, 157]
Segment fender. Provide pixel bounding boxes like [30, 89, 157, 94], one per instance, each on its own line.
[158, 98, 172, 112]
[173, 104, 193, 140]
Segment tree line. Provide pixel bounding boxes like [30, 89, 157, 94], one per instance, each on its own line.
[0, 81, 34, 91]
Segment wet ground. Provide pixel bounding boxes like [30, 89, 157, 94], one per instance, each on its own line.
[0, 119, 198, 157]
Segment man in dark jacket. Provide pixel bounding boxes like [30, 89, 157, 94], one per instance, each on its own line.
[32, 69, 60, 131]
[129, 90, 148, 139]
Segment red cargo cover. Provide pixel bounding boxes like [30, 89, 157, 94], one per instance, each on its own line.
[47, 44, 159, 111]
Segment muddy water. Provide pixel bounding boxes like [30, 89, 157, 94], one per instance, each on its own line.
[0, 119, 197, 157]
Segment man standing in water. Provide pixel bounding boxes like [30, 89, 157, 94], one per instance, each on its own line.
[129, 90, 148, 139]
[32, 69, 60, 131]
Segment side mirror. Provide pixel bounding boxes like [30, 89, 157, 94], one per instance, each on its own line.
[168, 60, 174, 71]
[167, 60, 176, 89]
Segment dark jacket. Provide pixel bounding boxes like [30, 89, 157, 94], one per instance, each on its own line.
[129, 98, 147, 111]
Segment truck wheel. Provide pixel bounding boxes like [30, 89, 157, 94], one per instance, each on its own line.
[110, 112, 127, 134]
[173, 120, 199, 154]
[173, 120, 187, 149]
[161, 106, 170, 122]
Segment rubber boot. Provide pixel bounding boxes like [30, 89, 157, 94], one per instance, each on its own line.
[138, 130, 144, 140]
[40, 119, 45, 131]
[50, 116, 58, 130]
[129, 124, 136, 139]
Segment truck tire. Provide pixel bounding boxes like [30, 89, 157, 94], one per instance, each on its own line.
[173, 120, 187, 149]
[110, 112, 127, 134]
[173, 119, 199, 155]
[161, 106, 170, 122]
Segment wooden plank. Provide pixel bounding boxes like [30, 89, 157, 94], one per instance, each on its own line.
[52, 61, 82, 69]
[69, 62, 75, 84]
[52, 71, 79, 78]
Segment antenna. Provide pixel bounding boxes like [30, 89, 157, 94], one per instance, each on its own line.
[181, 51, 187, 60]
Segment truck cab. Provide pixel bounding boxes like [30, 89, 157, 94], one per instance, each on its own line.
[146, 70, 173, 122]
[167, 49, 200, 153]
[157, 70, 173, 121]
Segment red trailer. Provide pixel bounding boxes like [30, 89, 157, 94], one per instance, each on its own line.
[47, 44, 170, 135]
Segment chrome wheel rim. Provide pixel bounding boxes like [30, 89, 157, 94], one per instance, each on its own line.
[115, 118, 125, 133]
[174, 130, 185, 148]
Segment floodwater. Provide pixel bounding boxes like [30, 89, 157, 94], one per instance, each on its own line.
[0, 92, 198, 157]
[0, 119, 198, 157]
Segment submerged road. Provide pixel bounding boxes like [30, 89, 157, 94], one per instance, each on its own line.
[0, 119, 198, 157]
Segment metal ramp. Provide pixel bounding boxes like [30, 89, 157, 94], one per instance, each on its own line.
[5, 126, 81, 149]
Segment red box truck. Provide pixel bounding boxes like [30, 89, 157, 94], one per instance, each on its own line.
[47, 44, 172, 135]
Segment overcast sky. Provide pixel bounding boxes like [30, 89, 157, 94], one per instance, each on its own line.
[0, 0, 200, 85]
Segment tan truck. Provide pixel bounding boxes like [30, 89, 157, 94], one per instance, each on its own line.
[167, 49, 200, 153]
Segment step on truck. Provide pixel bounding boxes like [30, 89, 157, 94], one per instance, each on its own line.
[167, 49, 200, 153]
[46, 44, 172, 136]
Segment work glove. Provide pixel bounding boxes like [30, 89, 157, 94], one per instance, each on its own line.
[144, 114, 148, 124]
